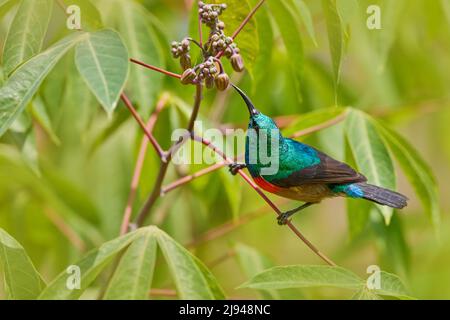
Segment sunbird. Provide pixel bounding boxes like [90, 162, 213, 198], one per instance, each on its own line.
[229, 84, 408, 225]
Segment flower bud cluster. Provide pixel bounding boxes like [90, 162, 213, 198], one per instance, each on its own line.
[174, 2, 244, 91]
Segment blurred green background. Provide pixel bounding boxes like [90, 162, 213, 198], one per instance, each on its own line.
[0, 0, 449, 299]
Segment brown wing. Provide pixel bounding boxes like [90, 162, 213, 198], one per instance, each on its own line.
[271, 150, 367, 188]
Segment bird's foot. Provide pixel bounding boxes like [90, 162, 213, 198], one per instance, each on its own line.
[277, 212, 292, 226]
[277, 203, 314, 226]
[229, 163, 246, 176]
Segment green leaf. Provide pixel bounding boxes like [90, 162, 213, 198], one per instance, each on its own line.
[322, 0, 344, 85]
[373, 271, 415, 300]
[212, 0, 259, 75]
[283, 107, 348, 138]
[101, 0, 163, 116]
[345, 109, 396, 224]
[104, 232, 157, 300]
[374, 120, 440, 229]
[351, 287, 382, 300]
[30, 96, 60, 145]
[2, 0, 54, 76]
[0, 228, 46, 299]
[0, 33, 87, 137]
[240, 265, 363, 290]
[252, 4, 273, 88]
[219, 161, 242, 222]
[155, 228, 225, 300]
[442, 0, 450, 25]
[371, 211, 410, 277]
[269, 0, 304, 102]
[75, 29, 129, 115]
[0, 0, 11, 9]
[336, 0, 358, 27]
[235, 243, 291, 299]
[371, 0, 406, 72]
[57, 57, 97, 142]
[38, 230, 141, 300]
[292, 0, 318, 46]
[345, 141, 371, 239]
[0, 0, 16, 20]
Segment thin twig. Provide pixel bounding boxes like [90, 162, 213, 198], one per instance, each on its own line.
[130, 58, 181, 79]
[120, 93, 166, 159]
[161, 162, 227, 195]
[120, 95, 169, 235]
[216, 0, 266, 59]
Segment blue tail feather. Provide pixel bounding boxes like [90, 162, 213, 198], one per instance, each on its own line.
[354, 183, 408, 209]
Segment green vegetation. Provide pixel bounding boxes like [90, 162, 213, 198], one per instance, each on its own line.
[0, 0, 449, 300]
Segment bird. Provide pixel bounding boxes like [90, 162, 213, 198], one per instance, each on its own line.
[229, 84, 408, 225]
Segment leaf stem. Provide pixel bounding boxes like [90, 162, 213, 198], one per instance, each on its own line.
[130, 58, 181, 79]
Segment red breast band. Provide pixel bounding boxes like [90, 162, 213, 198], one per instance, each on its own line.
[254, 176, 282, 194]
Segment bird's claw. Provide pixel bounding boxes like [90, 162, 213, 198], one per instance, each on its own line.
[277, 213, 291, 226]
[229, 163, 246, 176]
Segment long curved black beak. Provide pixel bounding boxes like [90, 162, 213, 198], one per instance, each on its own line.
[231, 84, 260, 117]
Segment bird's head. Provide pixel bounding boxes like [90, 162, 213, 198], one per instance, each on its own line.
[231, 84, 279, 132]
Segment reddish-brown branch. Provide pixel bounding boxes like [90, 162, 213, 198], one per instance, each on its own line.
[120, 93, 166, 159]
[130, 58, 181, 79]
[216, 0, 266, 59]
[120, 95, 169, 235]
[161, 162, 227, 195]
[191, 134, 336, 266]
